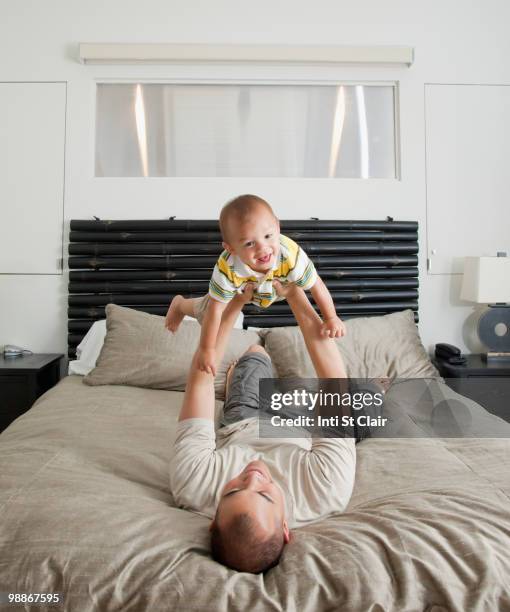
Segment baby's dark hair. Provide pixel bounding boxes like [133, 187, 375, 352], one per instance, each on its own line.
[219, 194, 276, 242]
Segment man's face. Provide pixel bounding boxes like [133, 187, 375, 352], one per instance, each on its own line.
[211, 460, 290, 542]
[223, 207, 280, 273]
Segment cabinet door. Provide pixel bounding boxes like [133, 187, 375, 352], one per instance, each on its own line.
[0, 82, 66, 274]
[0, 374, 31, 430]
[457, 376, 510, 422]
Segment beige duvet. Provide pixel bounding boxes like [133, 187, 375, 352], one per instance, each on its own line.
[1, 376, 510, 611]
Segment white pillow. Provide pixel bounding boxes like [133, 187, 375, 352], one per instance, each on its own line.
[68, 310, 244, 376]
[68, 320, 107, 376]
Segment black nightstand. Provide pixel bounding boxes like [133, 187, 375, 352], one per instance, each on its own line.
[433, 354, 510, 422]
[0, 353, 63, 432]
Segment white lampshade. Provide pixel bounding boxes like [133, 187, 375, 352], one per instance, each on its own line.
[461, 256, 510, 303]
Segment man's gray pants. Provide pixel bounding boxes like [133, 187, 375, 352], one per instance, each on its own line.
[220, 352, 369, 443]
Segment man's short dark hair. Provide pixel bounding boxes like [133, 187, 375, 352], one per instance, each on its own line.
[219, 194, 276, 242]
[210, 512, 285, 573]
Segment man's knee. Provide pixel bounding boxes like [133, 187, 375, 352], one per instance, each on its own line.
[244, 344, 269, 358]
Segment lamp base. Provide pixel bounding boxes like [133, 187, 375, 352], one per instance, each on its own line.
[478, 306, 510, 356]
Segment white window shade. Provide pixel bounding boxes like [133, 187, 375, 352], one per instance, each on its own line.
[95, 83, 397, 179]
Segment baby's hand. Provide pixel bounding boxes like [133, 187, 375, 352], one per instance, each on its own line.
[321, 316, 346, 339]
[196, 347, 217, 376]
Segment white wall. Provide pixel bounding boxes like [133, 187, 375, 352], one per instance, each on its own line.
[1, 0, 509, 356]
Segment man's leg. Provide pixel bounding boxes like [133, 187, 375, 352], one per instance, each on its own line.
[220, 345, 274, 428]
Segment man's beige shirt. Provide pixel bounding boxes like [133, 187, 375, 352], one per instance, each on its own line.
[169, 417, 356, 528]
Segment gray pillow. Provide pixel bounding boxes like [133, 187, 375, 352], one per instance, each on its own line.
[84, 304, 261, 399]
[259, 309, 439, 379]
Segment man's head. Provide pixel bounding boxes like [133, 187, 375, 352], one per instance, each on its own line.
[209, 459, 290, 573]
[219, 195, 280, 273]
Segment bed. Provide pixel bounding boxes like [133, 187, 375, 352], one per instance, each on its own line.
[1, 219, 510, 612]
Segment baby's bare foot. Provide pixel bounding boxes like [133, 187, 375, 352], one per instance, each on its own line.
[370, 377, 392, 393]
[165, 295, 185, 332]
[225, 360, 239, 399]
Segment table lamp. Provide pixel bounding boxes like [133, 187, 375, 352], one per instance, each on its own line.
[461, 254, 510, 362]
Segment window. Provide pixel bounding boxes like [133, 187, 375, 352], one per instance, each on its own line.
[96, 82, 397, 178]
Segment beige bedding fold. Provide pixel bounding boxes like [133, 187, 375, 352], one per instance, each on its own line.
[1, 376, 509, 612]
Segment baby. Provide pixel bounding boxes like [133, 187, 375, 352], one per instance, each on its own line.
[165, 194, 346, 375]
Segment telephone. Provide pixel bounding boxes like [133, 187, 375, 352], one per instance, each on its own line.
[3, 345, 33, 358]
[434, 343, 466, 365]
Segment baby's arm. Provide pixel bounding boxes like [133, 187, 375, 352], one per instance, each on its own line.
[281, 238, 345, 338]
[309, 277, 346, 338]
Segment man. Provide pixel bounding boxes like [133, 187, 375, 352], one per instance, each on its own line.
[169, 282, 356, 573]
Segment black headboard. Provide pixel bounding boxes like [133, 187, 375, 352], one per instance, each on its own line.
[68, 219, 419, 358]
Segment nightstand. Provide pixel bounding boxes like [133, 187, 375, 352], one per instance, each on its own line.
[0, 353, 63, 432]
[433, 354, 510, 422]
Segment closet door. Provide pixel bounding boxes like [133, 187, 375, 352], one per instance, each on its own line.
[0, 82, 66, 274]
[425, 84, 510, 274]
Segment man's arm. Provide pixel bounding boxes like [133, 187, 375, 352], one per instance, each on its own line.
[196, 298, 228, 375]
[275, 281, 356, 511]
[275, 280, 346, 378]
[178, 285, 253, 422]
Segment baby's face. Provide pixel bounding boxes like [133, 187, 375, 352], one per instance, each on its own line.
[224, 207, 280, 273]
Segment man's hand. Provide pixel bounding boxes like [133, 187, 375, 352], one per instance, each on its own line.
[236, 282, 255, 304]
[272, 279, 298, 298]
[320, 315, 346, 338]
[196, 347, 217, 376]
